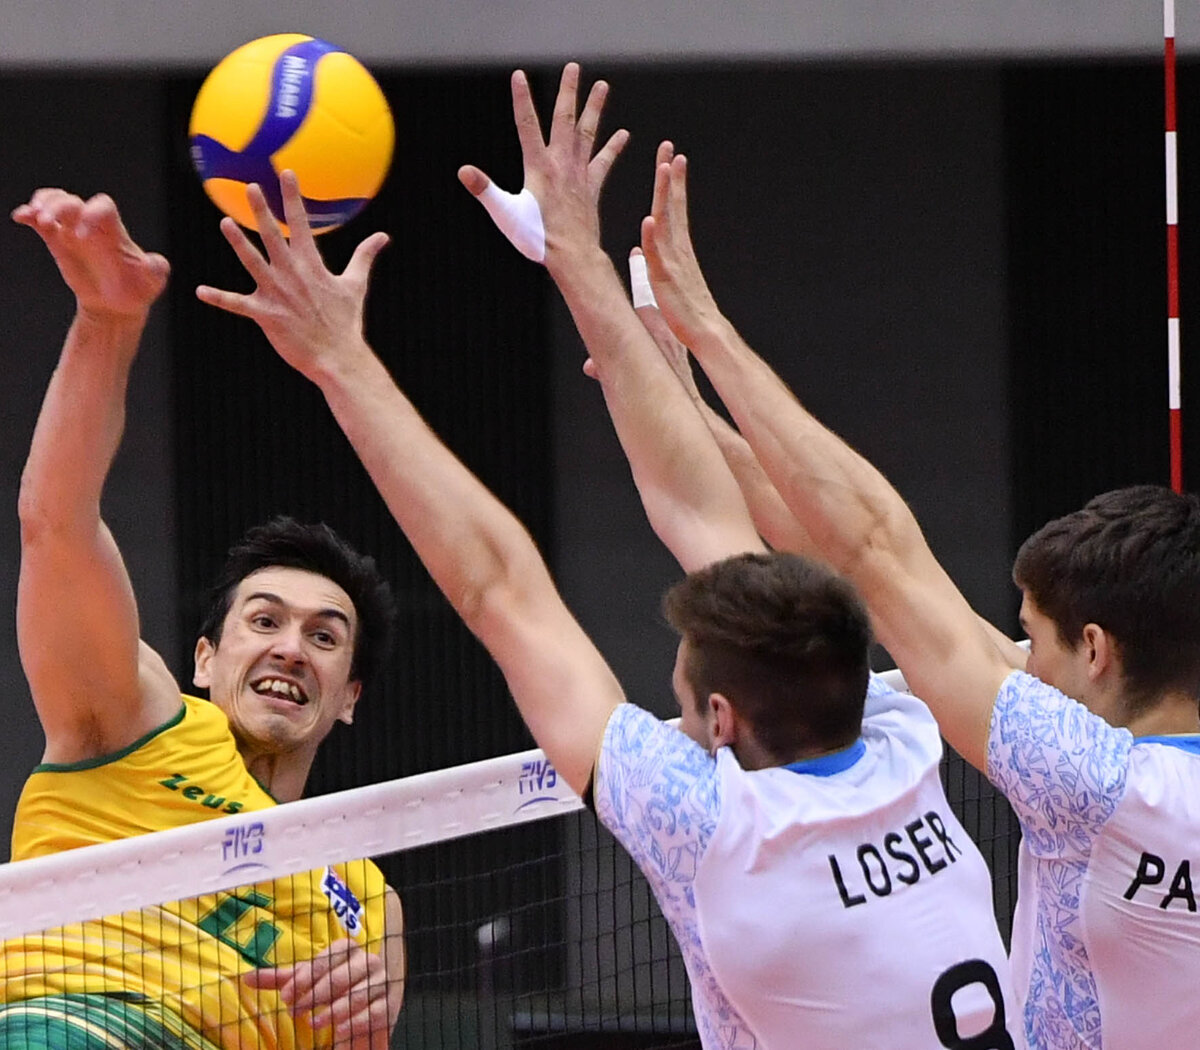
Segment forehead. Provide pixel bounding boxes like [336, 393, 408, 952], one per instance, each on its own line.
[1018, 590, 1045, 625]
[1019, 592, 1067, 650]
[231, 566, 356, 623]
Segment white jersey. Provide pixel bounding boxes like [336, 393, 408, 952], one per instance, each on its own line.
[595, 674, 1020, 1050]
[989, 670, 1200, 1050]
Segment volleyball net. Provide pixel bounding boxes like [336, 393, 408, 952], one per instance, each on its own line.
[0, 664, 1018, 1049]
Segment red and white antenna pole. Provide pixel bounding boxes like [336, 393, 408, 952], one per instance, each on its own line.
[1167, 0, 1183, 492]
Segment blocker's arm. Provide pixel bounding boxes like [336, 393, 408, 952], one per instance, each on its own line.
[197, 172, 624, 798]
[641, 155, 1013, 770]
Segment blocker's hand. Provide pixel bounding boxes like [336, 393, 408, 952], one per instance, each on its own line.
[196, 171, 388, 380]
[244, 938, 393, 1050]
[458, 62, 629, 267]
[12, 189, 170, 322]
[640, 151, 725, 351]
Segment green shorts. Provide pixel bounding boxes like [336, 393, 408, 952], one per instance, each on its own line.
[0, 993, 221, 1049]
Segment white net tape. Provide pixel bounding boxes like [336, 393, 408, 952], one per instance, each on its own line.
[0, 742, 586, 941]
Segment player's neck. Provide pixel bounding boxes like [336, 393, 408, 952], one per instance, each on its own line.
[737, 736, 855, 772]
[1124, 691, 1200, 738]
[240, 750, 311, 803]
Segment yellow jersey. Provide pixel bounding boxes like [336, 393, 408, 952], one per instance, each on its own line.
[3, 695, 388, 1049]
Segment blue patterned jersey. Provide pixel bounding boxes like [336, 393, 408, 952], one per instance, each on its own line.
[988, 670, 1200, 1050]
[595, 675, 1019, 1050]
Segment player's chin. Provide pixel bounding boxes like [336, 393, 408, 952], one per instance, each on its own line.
[237, 705, 315, 747]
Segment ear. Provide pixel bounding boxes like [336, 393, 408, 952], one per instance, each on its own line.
[1081, 623, 1116, 681]
[337, 680, 364, 726]
[709, 692, 738, 753]
[193, 637, 216, 689]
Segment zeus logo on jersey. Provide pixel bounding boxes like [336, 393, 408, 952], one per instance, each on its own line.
[159, 773, 245, 813]
[828, 810, 963, 908]
[1124, 851, 1200, 911]
[322, 867, 365, 936]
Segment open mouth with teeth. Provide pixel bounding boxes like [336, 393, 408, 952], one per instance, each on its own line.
[251, 677, 309, 706]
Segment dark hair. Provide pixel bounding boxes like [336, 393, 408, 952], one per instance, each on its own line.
[662, 551, 871, 761]
[199, 517, 397, 693]
[1013, 485, 1200, 708]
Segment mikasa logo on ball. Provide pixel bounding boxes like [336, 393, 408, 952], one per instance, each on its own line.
[276, 55, 311, 118]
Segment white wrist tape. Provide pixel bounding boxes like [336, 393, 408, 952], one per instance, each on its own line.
[477, 184, 546, 263]
[628, 252, 658, 308]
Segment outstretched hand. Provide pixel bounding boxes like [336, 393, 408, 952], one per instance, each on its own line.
[244, 938, 393, 1050]
[195, 171, 388, 380]
[640, 150, 724, 350]
[12, 190, 169, 321]
[458, 62, 630, 267]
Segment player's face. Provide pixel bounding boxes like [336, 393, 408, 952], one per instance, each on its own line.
[673, 640, 713, 751]
[193, 566, 362, 758]
[1020, 591, 1099, 711]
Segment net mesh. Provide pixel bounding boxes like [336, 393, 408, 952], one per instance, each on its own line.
[0, 667, 1018, 1050]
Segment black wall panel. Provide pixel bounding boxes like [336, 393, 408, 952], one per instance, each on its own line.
[1004, 62, 1186, 536]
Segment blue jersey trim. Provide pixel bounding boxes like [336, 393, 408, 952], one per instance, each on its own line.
[1134, 733, 1200, 756]
[784, 737, 866, 776]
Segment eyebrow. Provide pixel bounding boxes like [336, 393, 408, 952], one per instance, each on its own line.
[244, 591, 353, 629]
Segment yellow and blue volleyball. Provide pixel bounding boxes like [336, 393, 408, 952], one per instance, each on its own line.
[189, 34, 394, 234]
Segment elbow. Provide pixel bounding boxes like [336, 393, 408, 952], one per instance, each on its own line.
[455, 534, 549, 640]
[827, 501, 916, 584]
[17, 469, 96, 549]
[17, 470, 51, 546]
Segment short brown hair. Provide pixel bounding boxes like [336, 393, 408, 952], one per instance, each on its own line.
[662, 551, 871, 761]
[1013, 485, 1200, 709]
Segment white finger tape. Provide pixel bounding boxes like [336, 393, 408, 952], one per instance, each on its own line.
[628, 253, 658, 309]
[477, 184, 546, 263]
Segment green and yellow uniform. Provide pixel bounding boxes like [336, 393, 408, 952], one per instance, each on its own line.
[0, 696, 387, 1049]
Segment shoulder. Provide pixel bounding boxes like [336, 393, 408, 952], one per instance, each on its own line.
[178, 692, 230, 726]
[594, 704, 720, 896]
[865, 672, 932, 721]
[594, 704, 719, 835]
[1125, 735, 1200, 802]
[597, 703, 715, 790]
[988, 671, 1133, 851]
[862, 673, 943, 763]
[601, 701, 698, 753]
[39, 641, 182, 765]
[990, 670, 1133, 769]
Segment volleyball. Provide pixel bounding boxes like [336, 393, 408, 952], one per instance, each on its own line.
[189, 34, 394, 234]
